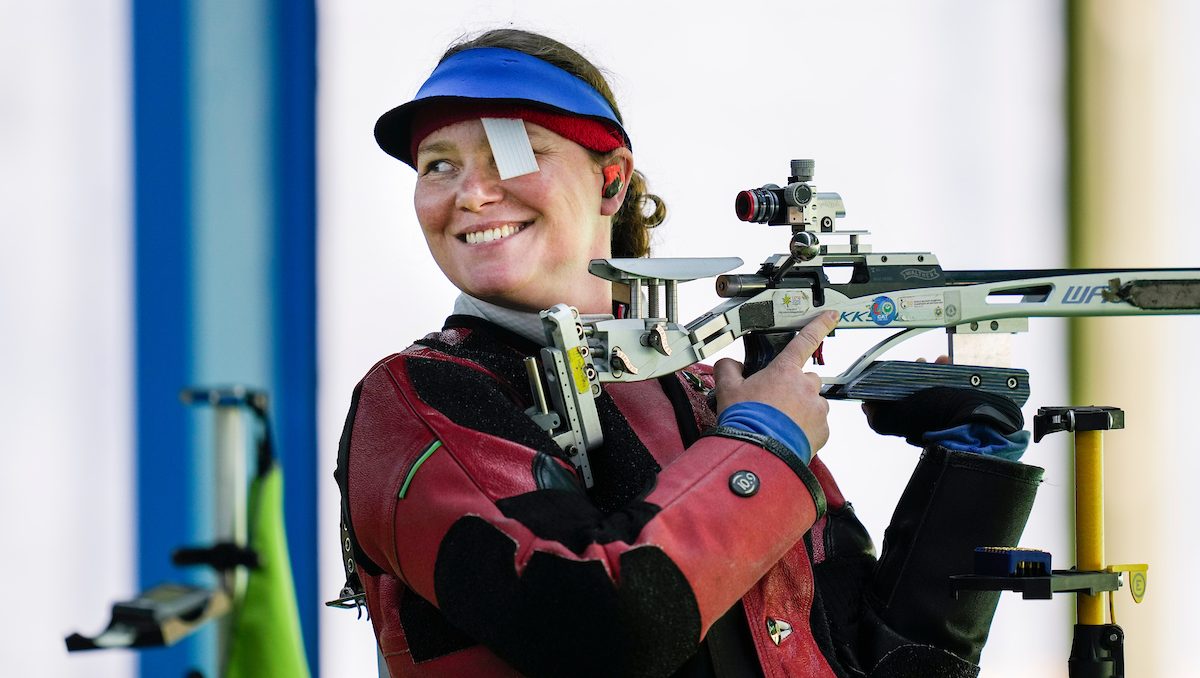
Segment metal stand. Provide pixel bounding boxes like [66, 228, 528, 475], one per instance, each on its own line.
[183, 388, 262, 673]
[950, 405, 1148, 678]
[66, 386, 269, 678]
[1044, 407, 1145, 678]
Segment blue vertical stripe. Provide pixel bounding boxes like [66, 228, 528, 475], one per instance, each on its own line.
[271, 0, 319, 669]
[134, 0, 319, 674]
[132, 0, 201, 676]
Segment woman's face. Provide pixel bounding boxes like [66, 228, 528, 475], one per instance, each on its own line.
[414, 119, 627, 314]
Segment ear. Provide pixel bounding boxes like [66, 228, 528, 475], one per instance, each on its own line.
[599, 147, 635, 217]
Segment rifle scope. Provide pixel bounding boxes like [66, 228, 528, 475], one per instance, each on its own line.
[734, 159, 843, 229]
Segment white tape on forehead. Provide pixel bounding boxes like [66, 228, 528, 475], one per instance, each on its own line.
[481, 118, 540, 180]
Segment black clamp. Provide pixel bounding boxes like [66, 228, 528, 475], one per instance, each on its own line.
[172, 542, 260, 572]
[1033, 406, 1125, 443]
[65, 583, 230, 651]
[1069, 623, 1125, 678]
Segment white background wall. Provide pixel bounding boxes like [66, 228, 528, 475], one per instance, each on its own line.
[317, 2, 1073, 676]
[0, 1, 133, 676]
[1159, 0, 1200, 665]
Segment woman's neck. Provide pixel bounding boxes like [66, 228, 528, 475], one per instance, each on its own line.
[452, 294, 547, 344]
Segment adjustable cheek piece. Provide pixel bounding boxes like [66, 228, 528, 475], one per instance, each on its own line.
[602, 165, 624, 199]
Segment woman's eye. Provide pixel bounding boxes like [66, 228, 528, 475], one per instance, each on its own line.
[421, 159, 455, 175]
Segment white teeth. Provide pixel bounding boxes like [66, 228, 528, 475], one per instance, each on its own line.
[465, 224, 523, 245]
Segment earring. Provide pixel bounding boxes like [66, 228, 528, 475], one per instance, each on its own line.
[602, 165, 623, 199]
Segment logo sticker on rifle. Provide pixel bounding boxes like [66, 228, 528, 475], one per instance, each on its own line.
[898, 295, 945, 322]
[567, 349, 590, 395]
[1062, 285, 1111, 305]
[869, 296, 898, 326]
[779, 292, 810, 314]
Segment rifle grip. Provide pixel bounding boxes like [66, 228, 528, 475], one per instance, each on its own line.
[742, 331, 797, 377]
[824, 361, 1031, 407]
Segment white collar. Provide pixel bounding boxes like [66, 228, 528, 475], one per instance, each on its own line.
[452, 294, 548, 345]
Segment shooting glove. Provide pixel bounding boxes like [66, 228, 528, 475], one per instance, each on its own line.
[863, 386, 1024, 447]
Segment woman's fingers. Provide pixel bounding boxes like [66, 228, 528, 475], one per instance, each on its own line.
[774, 311, 839, 370]
[711, 358, 743, 412]
[712, 357, 744, 388]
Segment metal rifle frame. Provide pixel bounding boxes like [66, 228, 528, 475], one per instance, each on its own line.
[523, 159, 1200, 485]
[518, 158, 1193, 675]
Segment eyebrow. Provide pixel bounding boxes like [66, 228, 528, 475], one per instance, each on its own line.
[524, 125, 556, 143]
[416, 140, 454, 156]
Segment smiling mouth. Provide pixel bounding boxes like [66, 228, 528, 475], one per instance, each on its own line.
[461, 223, 528, 245]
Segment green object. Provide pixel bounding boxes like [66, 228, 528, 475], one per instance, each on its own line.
[225, 462, 311, 678]
[399, 440, 442, 499]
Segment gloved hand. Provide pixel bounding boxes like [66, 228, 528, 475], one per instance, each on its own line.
[862, 386, 1024, 447]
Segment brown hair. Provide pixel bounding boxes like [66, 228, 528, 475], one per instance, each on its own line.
[442, 29, 666, 258]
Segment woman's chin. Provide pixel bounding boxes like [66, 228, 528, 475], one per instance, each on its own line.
[459, 280, 540, 309]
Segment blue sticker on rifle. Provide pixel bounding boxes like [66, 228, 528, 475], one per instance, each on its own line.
[869, 296, 898, 325]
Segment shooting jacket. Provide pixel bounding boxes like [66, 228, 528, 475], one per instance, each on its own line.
[335, 316, 1043, 678]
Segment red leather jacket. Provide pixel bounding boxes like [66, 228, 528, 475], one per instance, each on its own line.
[335, 317, 1042, 677]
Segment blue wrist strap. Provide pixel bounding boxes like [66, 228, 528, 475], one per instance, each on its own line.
[922, 423, 1029, 462]
[718, 402, 812, 464]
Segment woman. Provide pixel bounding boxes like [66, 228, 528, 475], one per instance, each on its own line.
[334, 29, 1042, 678]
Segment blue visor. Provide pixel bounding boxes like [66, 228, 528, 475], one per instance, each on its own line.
[375, 47, 630, 166]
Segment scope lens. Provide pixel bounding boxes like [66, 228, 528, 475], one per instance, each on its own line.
[734, 190, 758, 221]
[735, 188, 779, 222]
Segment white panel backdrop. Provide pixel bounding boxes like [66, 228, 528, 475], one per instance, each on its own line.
[317, 3, 1072, 676]
[0, 1, 132, 676]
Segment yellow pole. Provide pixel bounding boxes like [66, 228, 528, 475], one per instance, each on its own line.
[1075, 429, 1106, 625]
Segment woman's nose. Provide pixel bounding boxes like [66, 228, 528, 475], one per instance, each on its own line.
[455, 162, 504, 212]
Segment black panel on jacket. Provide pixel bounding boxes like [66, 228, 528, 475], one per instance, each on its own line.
[398, 586, 477, 662]
[807, 581, 854, 678]
[406, 356, 564, 457]
[808, 504, 877, 675]
[435, 515, 701, 678]
[425, 314, 545, 389]
[496, 489, 661, 556]
[585, 391, 661, 513]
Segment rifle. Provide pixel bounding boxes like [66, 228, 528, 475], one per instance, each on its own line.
[523, 159, 1200, 489]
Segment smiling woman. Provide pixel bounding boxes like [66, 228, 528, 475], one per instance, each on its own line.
[411, 119, 629, 313]
[332, 27, 1043, 678]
